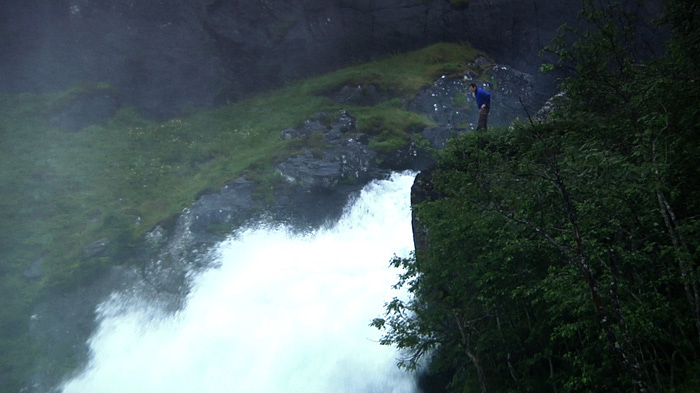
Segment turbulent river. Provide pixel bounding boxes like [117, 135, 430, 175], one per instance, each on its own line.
[60, 171, 419, 393]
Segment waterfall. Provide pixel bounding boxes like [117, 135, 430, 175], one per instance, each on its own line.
[60, 171, 418, 393]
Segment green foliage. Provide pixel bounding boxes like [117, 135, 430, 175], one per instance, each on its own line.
[374, 1, 700, 392]
[377, 122, 700, 391]
[354, 100, 434, 154]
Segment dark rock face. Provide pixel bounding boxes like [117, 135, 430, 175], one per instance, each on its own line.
[0, 0, 602, 119]
[0, 0, 222, 120]
[410, 165, 443, 254]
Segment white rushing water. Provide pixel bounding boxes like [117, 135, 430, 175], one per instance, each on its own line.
[61, 171, 418, 393]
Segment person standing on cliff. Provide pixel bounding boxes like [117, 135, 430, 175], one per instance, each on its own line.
[469, 83, 491, 130]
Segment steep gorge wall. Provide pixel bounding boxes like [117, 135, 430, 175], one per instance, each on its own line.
[0, 0, 588, 119]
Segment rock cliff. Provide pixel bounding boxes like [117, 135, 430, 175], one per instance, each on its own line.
[7, 0, 665, 389]
[0, 0, 597, 119]
[26, 61, 541, 392]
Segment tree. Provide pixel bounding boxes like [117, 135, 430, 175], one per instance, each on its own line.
[373, 1, 700, 391]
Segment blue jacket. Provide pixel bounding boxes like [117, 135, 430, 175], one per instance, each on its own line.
[474, 87, 491, 109]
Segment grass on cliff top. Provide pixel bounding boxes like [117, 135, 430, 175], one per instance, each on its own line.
[300, 42, 477, 97]
[0, 42, 485, 392]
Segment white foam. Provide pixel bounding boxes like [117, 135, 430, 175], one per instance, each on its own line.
[61, 172, 418, 393]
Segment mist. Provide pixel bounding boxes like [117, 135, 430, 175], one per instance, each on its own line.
[60, 172, 418, 393]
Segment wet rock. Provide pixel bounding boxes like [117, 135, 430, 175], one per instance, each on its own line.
[408, 74, 474, 128]
[277, 110, 380, 190]
[82, 238, 109, 258]
[473, 54, 492, 69]
[187, 177, 261, 243]
[145, 225, 167, 249]
[535, 92, 568, 123]
[410, 166, 445, 254]
[332, 109, 357, 134]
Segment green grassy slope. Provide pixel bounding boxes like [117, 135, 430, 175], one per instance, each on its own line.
[0, 42, 485, 392]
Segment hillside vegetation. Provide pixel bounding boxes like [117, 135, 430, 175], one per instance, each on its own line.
[372, 1, 700, 392]
[0, 42, 484, 392]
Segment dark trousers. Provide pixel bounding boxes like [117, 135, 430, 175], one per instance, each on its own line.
[477, 105, 490, 130]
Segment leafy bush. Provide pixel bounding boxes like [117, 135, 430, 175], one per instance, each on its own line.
[373, 1, 700, 392]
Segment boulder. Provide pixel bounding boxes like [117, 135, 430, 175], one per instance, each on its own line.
[535, 92, 569, 123]
[82, 238, 109, 258]
[277, 110, 381, 191]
